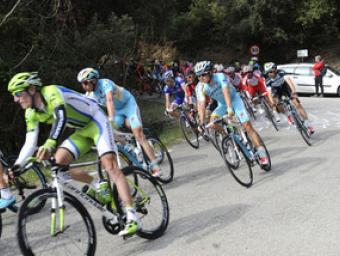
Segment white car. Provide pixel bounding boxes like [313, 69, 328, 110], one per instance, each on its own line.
[277, 63, 340, 96]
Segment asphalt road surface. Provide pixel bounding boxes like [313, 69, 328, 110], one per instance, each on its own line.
[1, 96, 340, 256]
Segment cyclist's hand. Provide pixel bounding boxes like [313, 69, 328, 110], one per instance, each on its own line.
[9, 164, 21, 178]
[198, 123, 205, 134]
[227, 107, 234, 117]
[37, 139, 56, 161]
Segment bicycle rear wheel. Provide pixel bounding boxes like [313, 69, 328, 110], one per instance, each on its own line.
[146, 137, 174, 184]
[221, 136, 253, 188]
[179, 115, 199, 149]
[17, 188, 96, 256]
[121, 166, 169, 239]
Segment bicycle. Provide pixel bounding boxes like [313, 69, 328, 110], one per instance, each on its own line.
[207, 115, 271, 188]
[281, 96, 312, 146]
[239, 91, 256, 120]
[177, 104, 200, 149]
[253, 93, 279, 131]
[17, 156, 170, 256]
[114, 128, 174, 184]
[0, 150, 47, 238]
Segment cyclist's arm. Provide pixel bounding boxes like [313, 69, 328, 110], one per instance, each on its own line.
[165, 93, 171, 110]
[15, 127, 39, 166]
[196, 83, 206, 124]
[105, 90, 115, 121]
[284, 76, 297, 95]
[222, 86, 232, 110]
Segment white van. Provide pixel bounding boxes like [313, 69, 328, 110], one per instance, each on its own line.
[277, 63, 340, 96]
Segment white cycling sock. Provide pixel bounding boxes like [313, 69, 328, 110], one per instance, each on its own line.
[125, 207, 138, 222]
[1, 187, 13, 199]
[90, 179, 99, 190]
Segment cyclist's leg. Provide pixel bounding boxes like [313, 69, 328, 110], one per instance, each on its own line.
[93, 115, 140, 235]
[210, 103, 227, 135]
[123, 98, 161, 175]
[0, 162, 15, 208]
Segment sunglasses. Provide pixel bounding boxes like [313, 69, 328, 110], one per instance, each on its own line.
[14, 90, 26, 97]
[82, 80, 93, 85]
[200, 73, 210, 78]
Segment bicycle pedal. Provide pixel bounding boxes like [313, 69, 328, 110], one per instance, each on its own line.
[8, 204, 18, 213]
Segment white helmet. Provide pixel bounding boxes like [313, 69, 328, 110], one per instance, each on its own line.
[243, 65, 254, 73]
[162, 70, 174, 80]
[77, 68, 100, 83]
[194, 61, 213, 76]
[264, 62, 277, 74]
[225, 66, 235, 73]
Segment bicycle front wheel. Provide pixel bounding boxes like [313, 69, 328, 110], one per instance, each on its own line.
[263, 100, 279, 131]
[122, 166, 169, 239]
[293, 114, 312, 146]
[221, 137, 253, 188]
[17, 188, 96, 256]
[147, 137, 174, 184]
[179, 115, 199, 149]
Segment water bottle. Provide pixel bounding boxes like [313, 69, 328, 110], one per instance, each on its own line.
[98, 180, 112, 204]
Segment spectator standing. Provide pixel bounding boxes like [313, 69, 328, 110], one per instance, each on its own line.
[312, 55, 325, 97]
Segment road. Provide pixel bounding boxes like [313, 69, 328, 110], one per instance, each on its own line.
[1, 96, 340, 256]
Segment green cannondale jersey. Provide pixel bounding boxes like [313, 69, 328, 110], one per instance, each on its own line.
[25, 85, 100, 140]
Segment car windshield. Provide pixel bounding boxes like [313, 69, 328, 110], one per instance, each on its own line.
[327, 66, 340, 76]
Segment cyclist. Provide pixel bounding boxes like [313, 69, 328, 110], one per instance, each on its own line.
[77, 68, 162, 177]
[225, 66, 243, 92]
[184, 70, 198, 108]
[242, 65, 280, 122]
[194, 61, 269, 166]
[0, 161, 16, 208]
[264, 62, 314, 134]
[7, 72, 140, 236]
[162, 69, 186, 117]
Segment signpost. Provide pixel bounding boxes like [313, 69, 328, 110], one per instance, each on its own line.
[297, 49, 308, 62]
[250, 45, 260, 56]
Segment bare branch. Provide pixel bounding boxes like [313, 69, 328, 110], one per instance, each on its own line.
[10, 44, 34, 71]
[0, 0, 22, 27]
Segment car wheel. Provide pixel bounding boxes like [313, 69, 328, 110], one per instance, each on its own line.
[337, 86, 340, 97]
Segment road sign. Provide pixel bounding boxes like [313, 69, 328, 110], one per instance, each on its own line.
[250, 45, 260, 55]
[297, 49, 308, 58]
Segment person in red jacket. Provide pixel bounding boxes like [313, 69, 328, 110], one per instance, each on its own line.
[312, 55, 325, 97]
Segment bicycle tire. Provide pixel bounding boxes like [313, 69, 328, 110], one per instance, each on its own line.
[263, 100, 279, 131]
[0, 211, 2, 238]
[120, 166, 169, 239]
[251, 131, 272, 172]
[17, 188, 96, 256]
[221, 136, 253, 188]
[292, 112, 312, 146]
[179, 115, 199, 149]
[243, 97, 256, 120]
[145, 137, 174, 184]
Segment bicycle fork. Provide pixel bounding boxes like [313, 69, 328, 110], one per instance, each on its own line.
[50, 169, 65, 236]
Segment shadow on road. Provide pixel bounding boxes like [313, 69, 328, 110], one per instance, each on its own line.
[253, 156, 326, 187]
[120, 203, 251, 255]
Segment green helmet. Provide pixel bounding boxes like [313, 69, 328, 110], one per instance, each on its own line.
[8, 72, 42, 95]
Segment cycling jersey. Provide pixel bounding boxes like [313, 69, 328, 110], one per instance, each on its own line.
[163, 76, 185, 105]
[242, 74, 267, 98]
[15, 85, 116, 165]
[227, 73, 243, 91]
[196, 73, 249, 123]
[92, 79, 142, 129]
[265, 70, 292, 98]
[93, 79, 133, 109]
